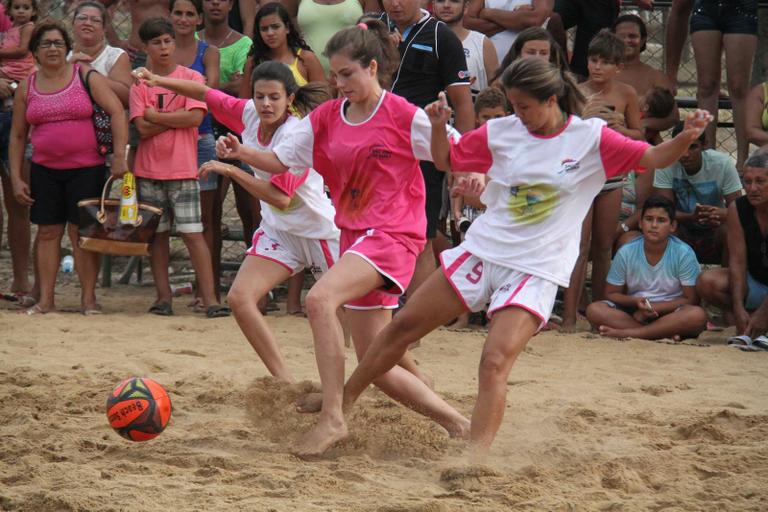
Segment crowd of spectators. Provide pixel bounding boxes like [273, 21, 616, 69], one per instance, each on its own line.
[0, 0, 767, 348]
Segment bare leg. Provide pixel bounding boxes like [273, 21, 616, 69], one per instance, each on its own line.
[200, 188, 222, 302]
[723, 33, 758, 169]
[228, 256, 293, 381]
[696, 267, 733, 309]
[346, 309, 468, 434]
[149, 231, 172, 306]
[343, 269, 467, 411]
[0, 167, 31, 293]
[67, 223, 100, 312]
[664, 0, 694, 91]
[31, 224, 65, 312]
[408, 239, 437, 297]
[585, 301, 643, 330]
[470, 307, 540, 462]
[293, 253, 391, 456]
[286, 272, 304, 315]
[562, 206, 593, 332]
[691, 30, 723, 150]
[180, 231, 219, 308]
[295, 258, 468, 457]
[590, 189, 622, 302]
[598, 305, 708, 340]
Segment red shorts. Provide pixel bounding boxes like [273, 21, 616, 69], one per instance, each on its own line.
[342, 228, 423, 310]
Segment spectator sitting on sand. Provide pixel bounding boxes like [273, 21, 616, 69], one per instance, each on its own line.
[586, 195, 708, 341]
[696, 150, 768, 342]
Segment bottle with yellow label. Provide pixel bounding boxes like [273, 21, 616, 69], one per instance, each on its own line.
[119, 171, 139, 226]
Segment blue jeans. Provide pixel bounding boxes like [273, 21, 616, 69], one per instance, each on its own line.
[196, 133, 219, 192]
[745, 272, 768, 311]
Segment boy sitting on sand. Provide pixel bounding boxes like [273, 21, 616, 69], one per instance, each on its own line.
[586, 195, 708, 340]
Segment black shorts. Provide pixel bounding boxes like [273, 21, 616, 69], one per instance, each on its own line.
[30, 163, 107, 225]
[420, 160, 444, 239]
[690, 0, 758, 34]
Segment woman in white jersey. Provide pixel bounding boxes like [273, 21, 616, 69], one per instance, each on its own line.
[331, 58, 713, 460]
[133, 61, 336, 383]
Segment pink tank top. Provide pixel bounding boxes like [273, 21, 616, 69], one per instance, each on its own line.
[26, 65, 104, 169]
[0, 22, 35, 81]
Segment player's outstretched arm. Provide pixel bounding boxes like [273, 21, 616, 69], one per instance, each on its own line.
[639, 110, 712, 170]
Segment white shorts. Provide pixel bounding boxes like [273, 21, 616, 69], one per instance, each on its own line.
[439, 246, 558, 326]
[246, 225, 339, 279]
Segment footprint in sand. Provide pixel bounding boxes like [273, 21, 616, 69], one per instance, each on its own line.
[160, 349, 207, 358]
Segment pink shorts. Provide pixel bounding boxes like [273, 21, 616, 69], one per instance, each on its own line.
[440, 246, 558, 328]
[342, 228, 421, 310]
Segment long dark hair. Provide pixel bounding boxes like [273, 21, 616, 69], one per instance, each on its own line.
[490, 27, 568, 85]
[250, 60, 329, 117]
[248, 2, 311, 67]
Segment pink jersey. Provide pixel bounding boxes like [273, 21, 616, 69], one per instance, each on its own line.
[26, 65, 104, 169]
[272, 91, 433, 252]
[204, 88, 339, 241]
[450, 115, 650, 287]
[129, 66, 207, 180]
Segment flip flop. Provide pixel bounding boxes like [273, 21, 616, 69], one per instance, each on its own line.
[206, 304, 231, 318]
[19, 304, 47, 316]
[727, 335, 752, 347]
[148, 302, 173, 316]
[752, 335, 768, 350]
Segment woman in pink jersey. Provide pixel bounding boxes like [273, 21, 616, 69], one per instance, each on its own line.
[10, 21, 127, 316]
[327, 58, 714, 461]
[214, 20, 471, 456]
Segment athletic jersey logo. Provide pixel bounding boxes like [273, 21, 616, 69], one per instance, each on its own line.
[508, 183, 558, 225]
[559, 158, 580, 174]
[458, 70, 470, 79]
[368, 145, 392, 160]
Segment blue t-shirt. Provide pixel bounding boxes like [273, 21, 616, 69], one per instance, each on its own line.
[607, 236, 700, 302]
[653, 149, 742, 214]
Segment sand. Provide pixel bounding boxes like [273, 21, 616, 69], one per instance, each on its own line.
[1, 274, 767, 511]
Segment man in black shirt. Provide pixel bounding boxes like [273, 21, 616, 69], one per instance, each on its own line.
[696, 150, 768, 343]
[380, 0, 475, 296]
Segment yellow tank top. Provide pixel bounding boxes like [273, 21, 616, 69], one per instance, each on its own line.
[289, 49, 308, 86]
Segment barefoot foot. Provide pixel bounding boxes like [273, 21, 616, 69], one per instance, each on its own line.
[446, 416, 471, 440]
[293, 416, 348, 459]
[295, 392, 323, 413]
[598, 325, 628, 339]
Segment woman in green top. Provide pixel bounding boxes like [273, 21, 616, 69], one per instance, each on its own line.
[198, 0, 252, 96]
[282, 0, 380, 74]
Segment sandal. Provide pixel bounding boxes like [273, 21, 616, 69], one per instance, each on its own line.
[206, 304, 231, 318]
[752, 335, 768, 350]
[19, 304, 47, 316]
[148, 302, 173, 316]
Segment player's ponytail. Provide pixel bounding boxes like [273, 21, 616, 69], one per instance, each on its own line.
[501, 58, 585, 116]
[323, 17, 398, 88]
[249, 61, 330, 118]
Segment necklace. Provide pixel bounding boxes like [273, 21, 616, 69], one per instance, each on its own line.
[201, 28, 233, 48]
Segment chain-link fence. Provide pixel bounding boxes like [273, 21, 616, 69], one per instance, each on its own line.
[613, 1, 768, 163]
[24, 0, 768, 267]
